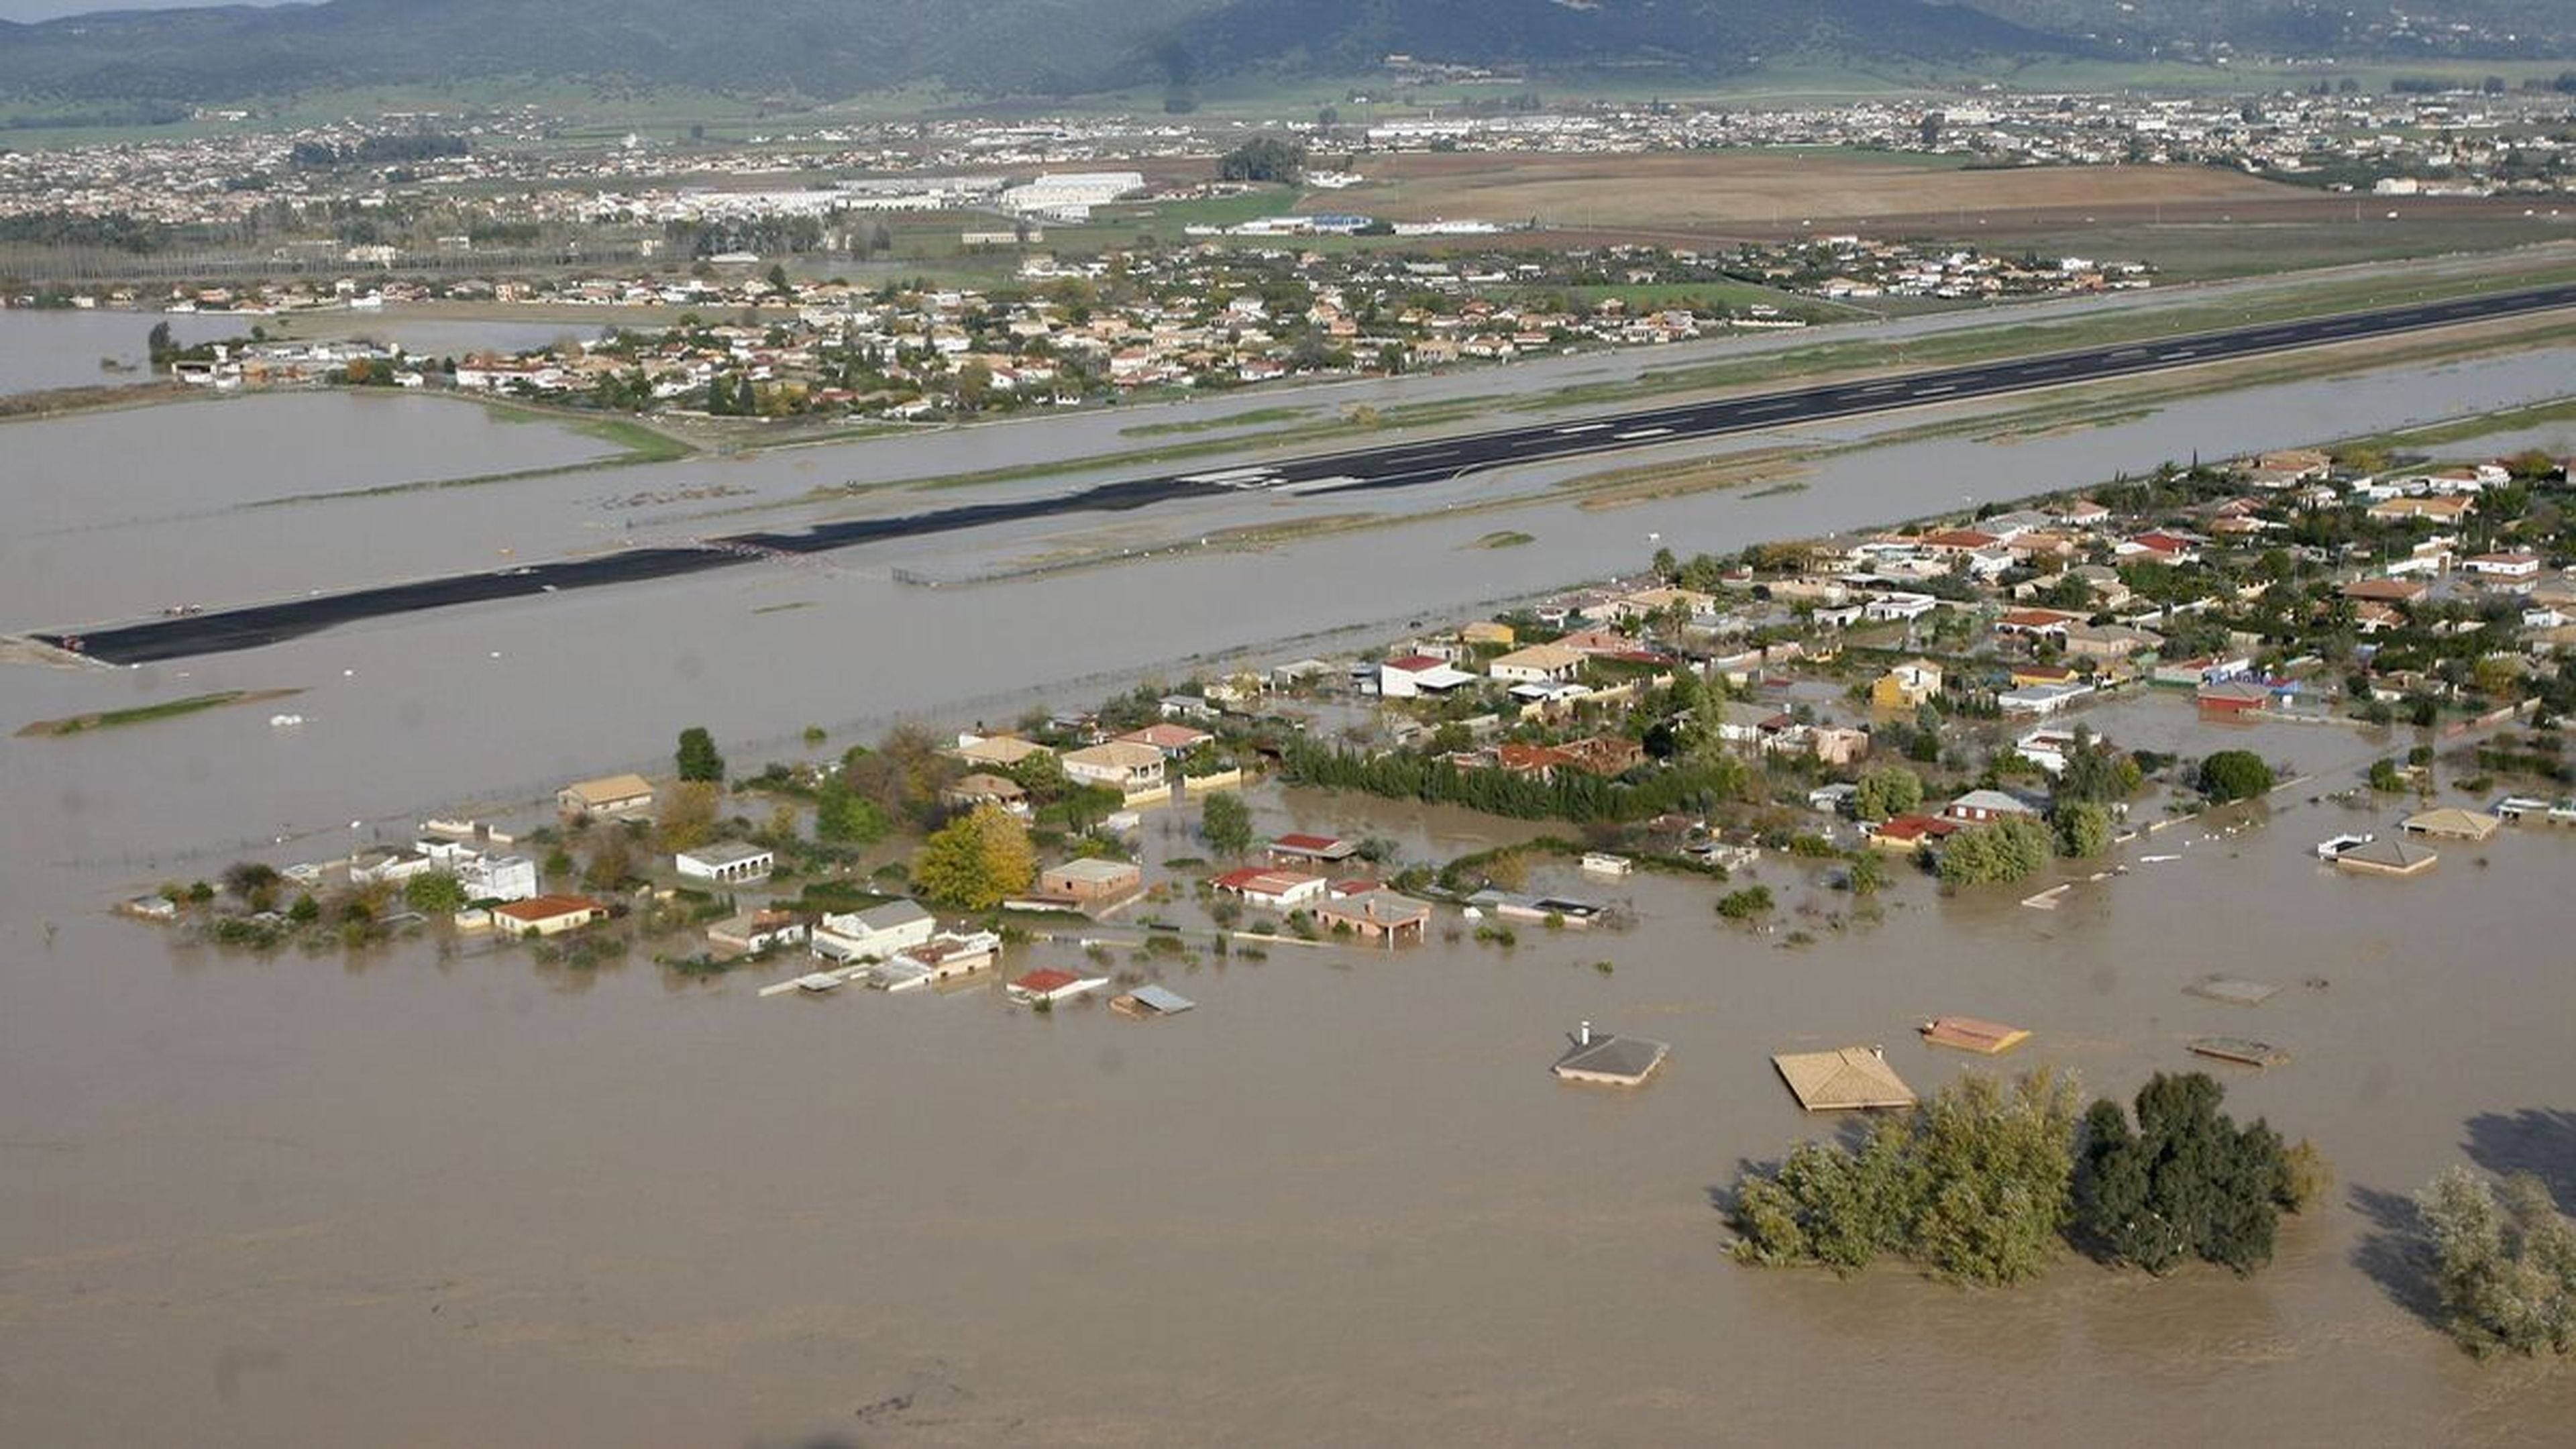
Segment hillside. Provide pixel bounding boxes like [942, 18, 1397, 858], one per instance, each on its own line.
[1973, 0, 2575, 57]
[0, 0, 2561, 109]
[0, 0, 1208, 105]
[0, 0, 2084, 106]
[1179, 0, 2082, 79]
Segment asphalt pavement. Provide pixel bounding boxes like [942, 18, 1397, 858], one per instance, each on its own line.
[45, 280, 2576, 663]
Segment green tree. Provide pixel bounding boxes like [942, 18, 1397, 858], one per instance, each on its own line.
[1853, 765, 1925, 820]
[1715, 884, 1774, 920]
[813, 777, 889, 845]
[404, 870, 468, 914]
[1730, 1070, 2080, 1285]
[1844, 850, 1889, 897]
[2053, 800, 2112, 859]
[2419, 1167, 2576, 1358]
[2075, 1072, 2294, 1276]
[2197, 750, 2275, 803]
[913, 804, 1037, 910]
[1217, 136, 1305, 182]
[1938, 816, 2053, 888]
[676, 726, 725, 783]
[1007, 748, 1070, 804]
[2054, 728, 2142, 806]
[1199, 791, 1253, 859]
[221, 860, 283, 910]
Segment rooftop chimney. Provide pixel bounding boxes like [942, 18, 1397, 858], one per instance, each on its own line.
[1578, 1020, 1593, 1046]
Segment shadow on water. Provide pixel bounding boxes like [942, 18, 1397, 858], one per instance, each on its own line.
[2462, 1108, 2576, 1211]
[1705, 1117, 1883, 1217]
[2348, 1183, 2443, 1328]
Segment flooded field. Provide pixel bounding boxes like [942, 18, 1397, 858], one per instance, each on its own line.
[6, 280, 2576, 1445]
[0, 308, 600, 396]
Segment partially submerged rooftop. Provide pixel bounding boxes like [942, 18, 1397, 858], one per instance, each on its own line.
[2332, 836, 2440, 876]
[1773, 1045, 1917, 1110]
[1552, 1025, 1670, 1087]
[1919, 1016, 2030, 1055]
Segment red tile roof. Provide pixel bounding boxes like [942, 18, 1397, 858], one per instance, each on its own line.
[1012, 968, 1080, 994]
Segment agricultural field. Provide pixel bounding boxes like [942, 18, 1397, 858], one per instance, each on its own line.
[1309, 149, 2310, 230]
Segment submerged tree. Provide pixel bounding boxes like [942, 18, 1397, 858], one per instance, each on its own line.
[1198, 791, 1253, 859]
[2196, 749, 2274, 804]
[2419, 1168, 2576, 1359]
[2074, 1072, 2306, 1276]
[676, 726, 725, 784]
[913, 804, 1036, 911]
[1730, 1070, 2082, 1285]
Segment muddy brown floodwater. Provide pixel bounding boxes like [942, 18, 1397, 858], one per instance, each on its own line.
[5, 692, 2576, 1446]
[6, 303, 2576, 1442]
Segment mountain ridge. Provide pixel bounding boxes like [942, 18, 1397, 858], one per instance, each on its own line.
[0, 0, 2563, 108]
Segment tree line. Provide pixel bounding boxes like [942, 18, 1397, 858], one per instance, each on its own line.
[1730, 1070, 2326, 1285]
[1275, 737, 1743, 824]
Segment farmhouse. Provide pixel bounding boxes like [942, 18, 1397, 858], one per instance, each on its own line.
[675, 841, 773, 885]
[1487, 642, 1587, 684]
[953, 733, 1053, 769]
[1313, 890, 1433, 946]
[707, 909, 807, 957]
[943, 773, 1031, 815]
[492, 894, 610, 937]
[556, 773, 654, 820]
[1210, 867, 1329, 910]
[1006, 968, 1110, 1005]
[1062, 740, 1167, 794]
[1872, 658, 1943, 710]
[1037, 857, 1143, 904]
[810, 899, 936, 963]
[873, 929, 1002, 990]
[1378, 654, 1478, 698]
[1267, 833, 1360, 867]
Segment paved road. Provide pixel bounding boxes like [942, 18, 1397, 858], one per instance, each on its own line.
[46, 281, 2576, 663]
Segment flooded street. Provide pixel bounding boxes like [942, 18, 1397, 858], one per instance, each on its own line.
[5, 305, 2576, 1444]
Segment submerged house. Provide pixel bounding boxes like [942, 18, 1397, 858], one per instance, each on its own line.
[2331, 837, 2440, 877]
[556, 773, 655, 821]
[1772, 1045, 1917, 1111]
[1313, 890, 1432, 946]
[810, 899, 936, 963]
[1551, 1022, 1670, 1087]
[2400, 807, 2500, 842]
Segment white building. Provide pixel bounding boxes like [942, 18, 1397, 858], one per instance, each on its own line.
[811, 899, 936, 964]
[999, 171, 1144, 222]
[458, 854, 540, 903]
[675, 841, 773, 885]
[1061, 740, 1167, 793]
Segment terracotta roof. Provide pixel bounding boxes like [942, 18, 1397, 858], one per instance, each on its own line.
[494, 894, 605, 922]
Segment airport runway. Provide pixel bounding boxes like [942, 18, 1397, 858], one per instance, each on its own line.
[44, 281, 2576, 663]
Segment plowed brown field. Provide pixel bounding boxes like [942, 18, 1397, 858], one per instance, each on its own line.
[1314, 150, 2327, 230]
